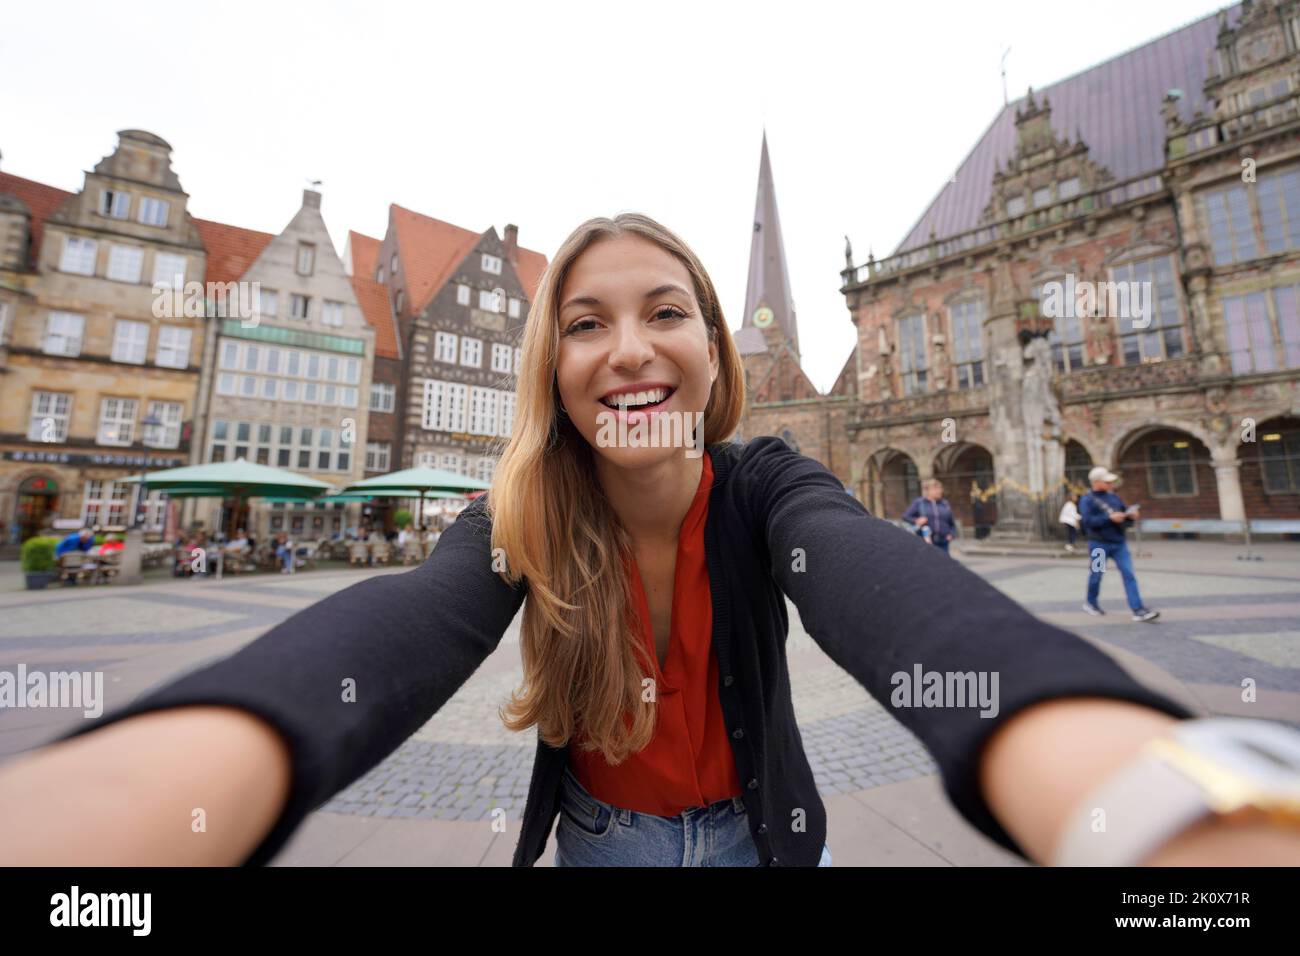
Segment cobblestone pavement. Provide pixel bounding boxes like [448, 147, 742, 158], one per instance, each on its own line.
[1, 540, 1296, 847]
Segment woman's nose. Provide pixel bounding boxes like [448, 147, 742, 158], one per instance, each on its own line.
[607, 317, 655, 370]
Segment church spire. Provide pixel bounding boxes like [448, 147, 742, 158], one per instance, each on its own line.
[742, 131, 799, 362]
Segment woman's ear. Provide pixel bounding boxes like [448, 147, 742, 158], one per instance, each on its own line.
[708, 327, 719, 385]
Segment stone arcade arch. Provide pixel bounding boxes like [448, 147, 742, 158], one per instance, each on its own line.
[868, 448, 920, 520]
[932, 442, 998, 537]
[1113, 424, 1219, 521]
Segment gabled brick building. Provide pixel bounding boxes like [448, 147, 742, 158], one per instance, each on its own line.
[365, 204, 546, 499]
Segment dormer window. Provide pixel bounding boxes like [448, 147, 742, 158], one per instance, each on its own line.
[296, 242, 316, 276]
[100, 189, 130, 219]
[390, 253, 398, 274]
[377, 266, 385, 284]
[482, 254, 503, 275]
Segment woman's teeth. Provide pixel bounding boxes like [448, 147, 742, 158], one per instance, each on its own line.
[601, 387, 672, 409]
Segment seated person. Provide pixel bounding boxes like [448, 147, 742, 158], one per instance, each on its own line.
[55, 528, 95, 558]
[274, 533, 294, 574]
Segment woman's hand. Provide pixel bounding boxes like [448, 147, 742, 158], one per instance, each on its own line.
[978, 697, 1300, 865]
[0, 705, 291, 866]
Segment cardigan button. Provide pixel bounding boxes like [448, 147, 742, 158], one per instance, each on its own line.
[747, 778, 759, 790]
[723, 675, 734, 687]
[732, 728, 745, 740]
[756, 823, 768, 834]
[768, 857, 779, 866]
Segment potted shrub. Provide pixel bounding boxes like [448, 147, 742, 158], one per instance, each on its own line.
[21, 536, 59, 590]
[394, 509, 413, 531]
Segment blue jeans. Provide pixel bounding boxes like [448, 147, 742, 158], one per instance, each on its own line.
[553, 765, 832, 867]
[1086, 539, 1144, 612]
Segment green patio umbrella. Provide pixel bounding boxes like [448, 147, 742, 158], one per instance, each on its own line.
[126, 458, 332, 537]
[341, 467, 490, 530]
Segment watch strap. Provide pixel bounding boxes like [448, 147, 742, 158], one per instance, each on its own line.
[1051, 750, 1210, 866]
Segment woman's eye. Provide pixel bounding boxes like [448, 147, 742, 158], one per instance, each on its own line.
[653, 306, 687, 321]
[565, 319, 599, 334]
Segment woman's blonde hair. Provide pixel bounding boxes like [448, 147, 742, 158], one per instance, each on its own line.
[489, 213, 745, 763]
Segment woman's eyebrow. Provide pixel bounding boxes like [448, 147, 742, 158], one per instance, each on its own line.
[560, 283, 692, 314]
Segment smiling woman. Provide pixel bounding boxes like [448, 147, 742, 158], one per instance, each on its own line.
[1, 213, 1299, 869]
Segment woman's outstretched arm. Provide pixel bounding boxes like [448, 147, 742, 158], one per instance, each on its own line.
[0, 706, 291, 865]
[0, 495, 524, 866]
[742, 436, 1296, 864]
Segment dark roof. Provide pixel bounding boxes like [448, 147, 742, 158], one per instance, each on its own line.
[895, 6, 1239, 253]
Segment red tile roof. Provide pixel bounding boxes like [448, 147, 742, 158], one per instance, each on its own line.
[0, 170, 75, 270]
[514, 246, 548, 300]
[193, 217, 274, 285]
[389, 204, 548, 315]
[347, 230, 400, 359]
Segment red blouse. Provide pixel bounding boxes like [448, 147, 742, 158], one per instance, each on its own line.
[569, 451, 743, 815]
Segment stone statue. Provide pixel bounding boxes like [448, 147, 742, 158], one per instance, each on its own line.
[1086, 313, 1114, 366]
[930, 331, 950, 390]
[1020, 334, 1063, 498]
[878, 326, 894, 401]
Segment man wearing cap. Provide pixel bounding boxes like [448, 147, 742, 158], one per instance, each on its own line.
[1079, 466, 1159, 622]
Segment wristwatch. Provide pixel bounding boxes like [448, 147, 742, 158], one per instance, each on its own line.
[1051, 717, 1300, 866]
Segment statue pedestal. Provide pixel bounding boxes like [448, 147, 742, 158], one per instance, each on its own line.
[114, 527, 145, 586]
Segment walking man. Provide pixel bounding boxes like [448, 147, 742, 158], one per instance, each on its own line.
[1080, 466, 1159, 622]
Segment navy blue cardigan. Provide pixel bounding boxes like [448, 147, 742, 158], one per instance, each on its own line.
[54, 436, 1193, 866]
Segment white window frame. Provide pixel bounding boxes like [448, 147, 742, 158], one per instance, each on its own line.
[144, 400, 183, 449]
[137, 196, 170, 227]
[491, 342, 513, 373]
[290, 294, 310, 320]
[28, 391, 72, 443]
[97, 397, 138, 446]
[514, 347, 523, 373]
[457, 284, 471, 305]
[460, 336, 482, 368]
[482, 254, 503, 275]
[106, 244, 145, 283]
[0, 300, 9, 345]
[152, 252, 187, 289]
[59, 236, 98, 275]
[499, 391, 516, 437]
[111, 319, 150, 364]
[99, 189, 130, 219]
[81, 479, 131, 527]
[370, 382, 395, 413]
[259, 288, 279, 317]
[322, 300, 344, 327]
[508, 297, 521, 318]
[44, 311, 85, 356]
[421, 379, 467, 431]
[296, 242, 316, 276]
[435, 331, 458, 363]
[365, 442, 391, 472]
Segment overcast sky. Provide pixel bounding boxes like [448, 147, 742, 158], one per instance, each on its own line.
[2, 0, 1227, 391]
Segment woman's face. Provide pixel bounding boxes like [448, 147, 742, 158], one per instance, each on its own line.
[555, 234, 718, 470]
